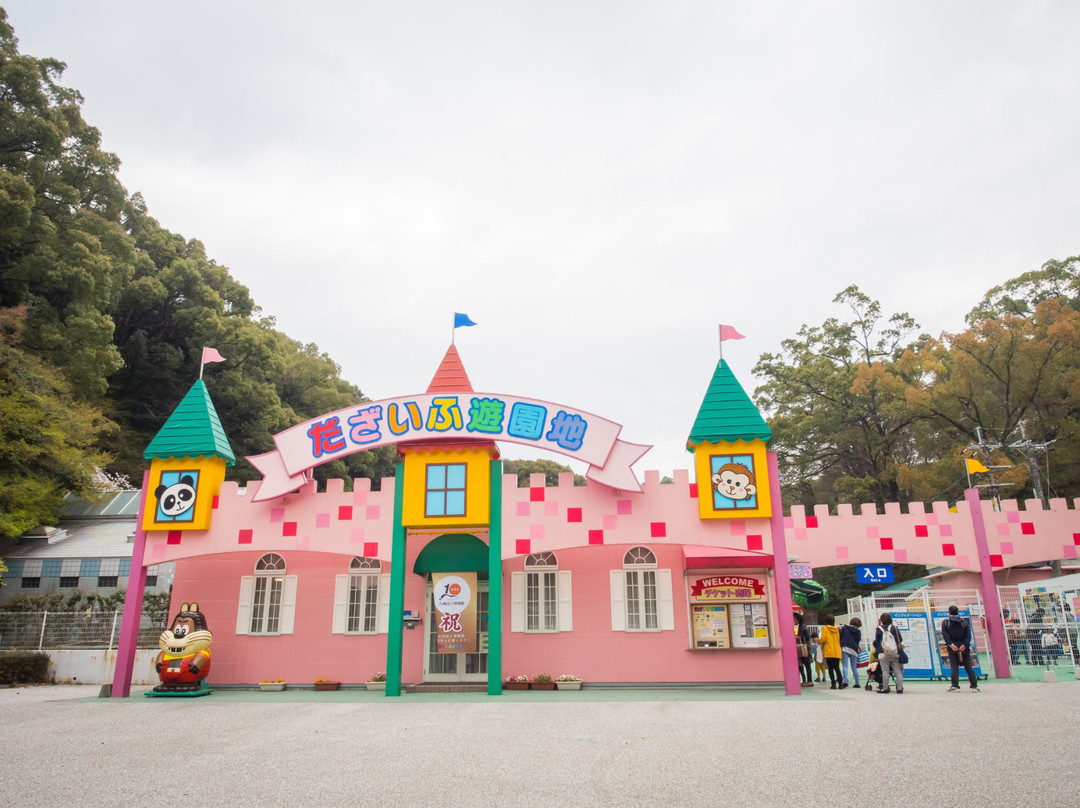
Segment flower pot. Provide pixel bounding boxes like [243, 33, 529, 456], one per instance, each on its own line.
[556, 681, 582, 690]
[366, 681, 386, 691]
[259, 682, 286, 692]
[531, 682, 555, 690]
[314, 681, 340, 691]
[503, 682, 529, 690]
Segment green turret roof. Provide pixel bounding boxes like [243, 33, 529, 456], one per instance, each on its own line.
[143, 380, 235, 465]
[686, 359, 772, 449]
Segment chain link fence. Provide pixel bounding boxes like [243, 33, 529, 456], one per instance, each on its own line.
[0, 611, 168, 651]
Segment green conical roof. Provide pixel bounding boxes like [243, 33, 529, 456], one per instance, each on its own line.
[143, 379, 235, 465]
[686, 359, 771, 449]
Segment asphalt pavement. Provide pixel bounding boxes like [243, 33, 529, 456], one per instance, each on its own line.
[1, 680, 1075, 808]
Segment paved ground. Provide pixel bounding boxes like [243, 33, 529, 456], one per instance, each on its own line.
[1, 679, 1076, 808]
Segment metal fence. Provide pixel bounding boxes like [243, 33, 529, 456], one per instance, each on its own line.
[0, 611, 167, 651]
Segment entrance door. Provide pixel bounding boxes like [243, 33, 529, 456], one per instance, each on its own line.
[424, 581, 488, 682]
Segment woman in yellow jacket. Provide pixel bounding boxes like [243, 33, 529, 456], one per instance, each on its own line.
[818, 614, 844, 689]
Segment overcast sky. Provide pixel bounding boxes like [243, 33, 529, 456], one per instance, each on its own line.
[6, 2, 1080, 481]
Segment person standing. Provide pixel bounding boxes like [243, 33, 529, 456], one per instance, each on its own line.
[1003, 609, 1028, 665]
[794, 611, 813, 687]
[818, 615, 843, 689]
[838, 617, 862, 689]
[941, 605, 979, 692]
[873, 613, 904, 694]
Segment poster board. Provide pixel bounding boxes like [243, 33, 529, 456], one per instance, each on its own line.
[887, 612, 936, 678]
[729, 602, 771, 648]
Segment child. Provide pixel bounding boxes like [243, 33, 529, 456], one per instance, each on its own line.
[818, 614, 843, 689]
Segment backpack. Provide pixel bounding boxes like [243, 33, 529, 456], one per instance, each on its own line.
[881, 626, 897, 653]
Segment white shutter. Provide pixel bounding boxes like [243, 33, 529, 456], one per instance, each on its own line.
[279, 575, 299, 634]
[557, 570, 573, 632]
[377, 573, 391, 633]
[610, 570, 626, 632]
[332, 575, 349, 634]
[511, 571, 524, 632]
[658, 569, 675, 631]
[236, 576, 254, 635]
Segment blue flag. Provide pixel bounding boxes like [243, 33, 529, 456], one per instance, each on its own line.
[453, 313, 477, 329]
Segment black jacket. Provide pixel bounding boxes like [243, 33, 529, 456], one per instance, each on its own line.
[941, 615, 972, 648]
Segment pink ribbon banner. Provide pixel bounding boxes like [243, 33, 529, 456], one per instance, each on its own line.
[247, 392, 651, 501]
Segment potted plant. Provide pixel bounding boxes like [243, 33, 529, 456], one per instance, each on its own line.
[314, 677, 340, 691]
[503, 674, 530, 691]
[366, 672, 387, 691]
[531, 673, 555, 690]
[556, 674, 582, 691]
[259, 678, 286, 692]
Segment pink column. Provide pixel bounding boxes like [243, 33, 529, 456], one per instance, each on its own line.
[964, 488, 1011, 679]
[767, 452, 802, 695]
[112, 471, 151, 698]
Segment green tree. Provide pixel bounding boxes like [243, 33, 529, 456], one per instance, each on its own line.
[753, 286, 927, 508]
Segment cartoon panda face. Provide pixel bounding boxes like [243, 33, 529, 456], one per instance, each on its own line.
[156, 475, 197, 519]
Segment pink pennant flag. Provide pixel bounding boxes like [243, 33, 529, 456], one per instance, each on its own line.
[202, 346, 226, 365]
[718, 325, 745, 342]
[200, 346, 226, 379]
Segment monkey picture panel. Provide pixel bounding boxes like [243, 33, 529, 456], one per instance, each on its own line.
[142, 456, 226, 532]
[693, 440, 771, 520]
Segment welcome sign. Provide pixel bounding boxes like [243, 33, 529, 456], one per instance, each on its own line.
[248, 392, 650, 500]
[690, 575, 766, 601]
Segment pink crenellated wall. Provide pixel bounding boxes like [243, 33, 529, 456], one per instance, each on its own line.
[784, 497, 1080, 571]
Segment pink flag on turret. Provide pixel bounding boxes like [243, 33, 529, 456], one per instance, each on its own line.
[719, 325, 745, 342]
[199, 347, 226, 379]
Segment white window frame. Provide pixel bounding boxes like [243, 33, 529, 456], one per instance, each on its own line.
[610, 546, 674, 633]
[236, 553, 298, 636]
[332, 557, 389, 635]
[511, 553, 572, 633]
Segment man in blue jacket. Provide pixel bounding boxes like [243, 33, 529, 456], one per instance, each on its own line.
[941, 605, 979, 692]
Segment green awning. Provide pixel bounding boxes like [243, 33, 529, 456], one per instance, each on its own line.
[413, 533, 489, 574]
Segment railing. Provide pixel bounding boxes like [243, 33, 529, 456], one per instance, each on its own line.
[0, 611, 167, 651]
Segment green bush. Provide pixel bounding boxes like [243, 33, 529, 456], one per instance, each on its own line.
[0, 651, 51, 684]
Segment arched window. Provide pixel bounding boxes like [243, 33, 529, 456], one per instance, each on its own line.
[622, 546, 658, 631]
[250, 554, 286, 634]
[524, 552, 558, 632]
[347, 557, 382, 633]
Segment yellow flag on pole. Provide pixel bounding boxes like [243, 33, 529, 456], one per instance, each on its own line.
[965, 457, 989, 474]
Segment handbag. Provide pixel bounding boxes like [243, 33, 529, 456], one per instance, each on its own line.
[899, 647, 909, 666]
[797, 640, 809, 658]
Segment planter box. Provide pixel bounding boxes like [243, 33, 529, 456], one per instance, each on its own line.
[556, 681, 582, 690]
[531, 682, 555, 690]
[259, 682, 286, 692]
[503, 682, 529, 690]
[314, 681, 340, 691]
[366, 681, 386, 691]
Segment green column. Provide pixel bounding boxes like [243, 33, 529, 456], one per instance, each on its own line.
[386, 462, 406, 697]
[487, 459, 503, 695]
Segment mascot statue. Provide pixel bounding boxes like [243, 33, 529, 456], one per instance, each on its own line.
[152, 602, 212, 694]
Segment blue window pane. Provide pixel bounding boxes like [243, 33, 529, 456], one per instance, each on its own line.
[446, 490, 466, 516]
[81, 558, 101, 577]
[119, 558, 131, 576]
[426, 491, 445, 516]
[426, 464, 446, 489]
[41, 559, 62, 577]
[446, 464, 466, 489]
[6, 559, 23, 576]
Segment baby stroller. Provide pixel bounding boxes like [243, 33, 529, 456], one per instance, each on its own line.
[863, 651, 899, 692]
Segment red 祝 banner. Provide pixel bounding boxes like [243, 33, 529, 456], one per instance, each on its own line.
[690, 575, 766, 601]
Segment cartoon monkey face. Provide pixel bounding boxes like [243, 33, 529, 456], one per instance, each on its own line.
[155, 475, 196, 519]
[712, 463, 756, 501]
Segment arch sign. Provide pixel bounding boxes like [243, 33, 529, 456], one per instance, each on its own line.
[247, 392, 651, 501]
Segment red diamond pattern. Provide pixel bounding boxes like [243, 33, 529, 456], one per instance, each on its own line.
[914, 525, 928, 538]
[212, 496, 220, 510]
[942, 543, 956, 556]
[238, 529, 253, 544]
[530, 488, 545, 502]
[567, 508, 582, 523]
[805, 516, 818, 528]
[363, 542, 379, 557]
[166, 531, 182, 545]
[516, 539, 531, 555]
[283, 522, 297, 537]
[588, 529, 604, 545]
[880, 537, 893, 550]
[338, 506, 353, 520]
[1021, 523, 1035, 535]
[689, 483, 698, 499]
[747, 535, 763, 551]
[990, 554, 1004, 567]
[650, 522, 666, 538]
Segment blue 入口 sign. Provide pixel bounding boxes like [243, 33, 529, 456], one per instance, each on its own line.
[856, 564, 894, 585]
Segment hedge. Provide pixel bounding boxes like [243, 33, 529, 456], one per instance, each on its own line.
[0, 651, 51, 684]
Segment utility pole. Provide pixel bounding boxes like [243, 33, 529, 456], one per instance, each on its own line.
[964, 427, 1012, 510]
[1009, 432, 1059, 576]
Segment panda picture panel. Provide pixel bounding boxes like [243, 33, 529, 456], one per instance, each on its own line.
[142, 456, 226, 532]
